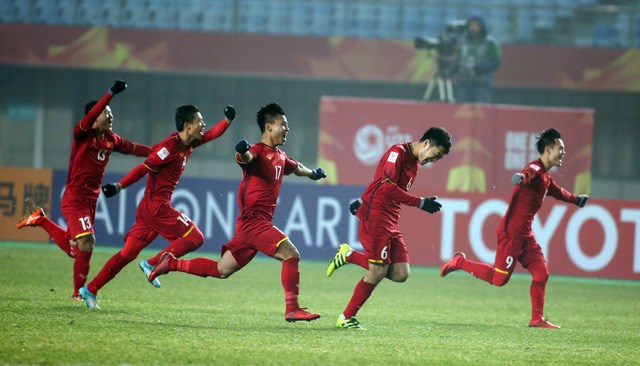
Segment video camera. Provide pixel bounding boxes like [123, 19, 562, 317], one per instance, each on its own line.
[414, 19, 466, 56]
[414, 20, 466, 76]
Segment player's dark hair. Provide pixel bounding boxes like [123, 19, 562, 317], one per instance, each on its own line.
[256, 102, 285, 133]
[84, 100, 99, 115]
[420, 127, 452, 154]
[175, 105, 200, 131]
[536, 128, 562, 154]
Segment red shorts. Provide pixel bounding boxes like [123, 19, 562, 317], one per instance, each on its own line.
[126, 199, 195, 244]
[493, 233, 545, 275]
[221, 219, 288, 268]
[358, 220, 409, 265]
[61, 193, 96, 240]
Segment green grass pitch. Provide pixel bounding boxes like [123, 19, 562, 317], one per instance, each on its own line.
[1, 241, 639, 365]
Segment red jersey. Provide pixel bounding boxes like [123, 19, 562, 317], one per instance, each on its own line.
[236, 142, 298, 222]
[498, 159, 577, 238]
[139, 119, 230, 202]
[356, 143, 422, 224]
[65, 92, 150, 201]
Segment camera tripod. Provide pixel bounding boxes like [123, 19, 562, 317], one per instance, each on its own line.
[423, 72, 455, 103]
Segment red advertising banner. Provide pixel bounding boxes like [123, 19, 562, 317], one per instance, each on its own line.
[318, 97, 593, 196]
[1, 24, 639, 91]
[0, 167, 52, 243]
[398, 191, 640, 280]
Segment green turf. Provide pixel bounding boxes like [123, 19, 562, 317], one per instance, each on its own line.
[1, 241, 639, 365]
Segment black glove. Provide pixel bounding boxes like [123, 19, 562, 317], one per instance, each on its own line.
[576, 194, 589, 208]
[102, 183, 122, 198]
[224, 105, 236, 121]
[418, 196, 441, 214]
[349, 198, 362, 215]
[110, 80, 127, 95]
[310, 168, 326, 181]
[512, 173, 524, 185]
[235, 139, 251, 154]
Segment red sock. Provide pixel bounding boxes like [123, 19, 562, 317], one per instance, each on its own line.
[343, 278, 376, 319]
[87, 237, 147, 294]
[461, 258, 495, 283]
[176, 258, 221, 278]
[346, 250, 369, 269]
[147, 226, 203, 266]
[73, 249, 92, 294]
[527, 261, 549, 322]
[282, 258, 300, 313]
[40, 217, 71, 256]
[87, 252, 129, 294]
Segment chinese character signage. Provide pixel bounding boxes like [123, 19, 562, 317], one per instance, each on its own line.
[0, 167, 52, 242]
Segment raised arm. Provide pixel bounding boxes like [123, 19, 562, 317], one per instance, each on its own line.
[201, 105, 236, 144]
[76, 80, 127, 134]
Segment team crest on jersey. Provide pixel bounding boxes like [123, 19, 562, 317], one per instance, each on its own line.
[543, 175, 549, 184]
[157, 147, 170, 160]
[266, 153, 273, 160]
[105, 141, 113, 149]
[180, 152, 184, 157]
[387, 152, 399, 163]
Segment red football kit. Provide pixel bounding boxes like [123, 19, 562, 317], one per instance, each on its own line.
[449, 157, 580, 325]
[493, 158, 577, 273]
[85, 118, 231, 296]
[62, 92, 150, 240]
[123, 119, 231, 244]
[26, 90, 150, 298]
[356, 143, 422, 264]
[223, 142, 299, 266]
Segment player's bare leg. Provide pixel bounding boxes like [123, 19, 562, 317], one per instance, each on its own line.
[386, 262, 409, 282]
[274, 240, 320, 322]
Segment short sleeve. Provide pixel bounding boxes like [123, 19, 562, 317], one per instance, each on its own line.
[284, 156, 299, 175]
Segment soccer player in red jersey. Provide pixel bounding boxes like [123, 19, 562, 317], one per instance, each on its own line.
[148, 102, 326, 322]
[78, 104, 236, 308]
[16, 80, 151, 300]
[440, 128, 589, 329]
[326, 127, 452, 329]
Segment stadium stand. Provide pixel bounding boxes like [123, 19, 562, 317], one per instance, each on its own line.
[0, 0, 639, 47]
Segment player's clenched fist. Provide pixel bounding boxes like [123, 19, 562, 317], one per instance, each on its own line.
[224, 105, 236, 121]
[310, 168, 326, 181]
[235, 139, 251, 154]
[102, 183, 122, 198]
[349, 198, 362, 215]
[109, 80, 127, 95]
[576, 194, 589, 208]
[511, 172, 524, 185]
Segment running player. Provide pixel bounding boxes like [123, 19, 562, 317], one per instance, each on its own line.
[16, 80, 151, 300]
[440, 128, 589, 329]
[148, 102, 325, 322]
[78, 104, 236, 308]
[326, 127, 452, 329]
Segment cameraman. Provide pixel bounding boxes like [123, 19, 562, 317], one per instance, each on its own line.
[454, 16, 501, 103]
